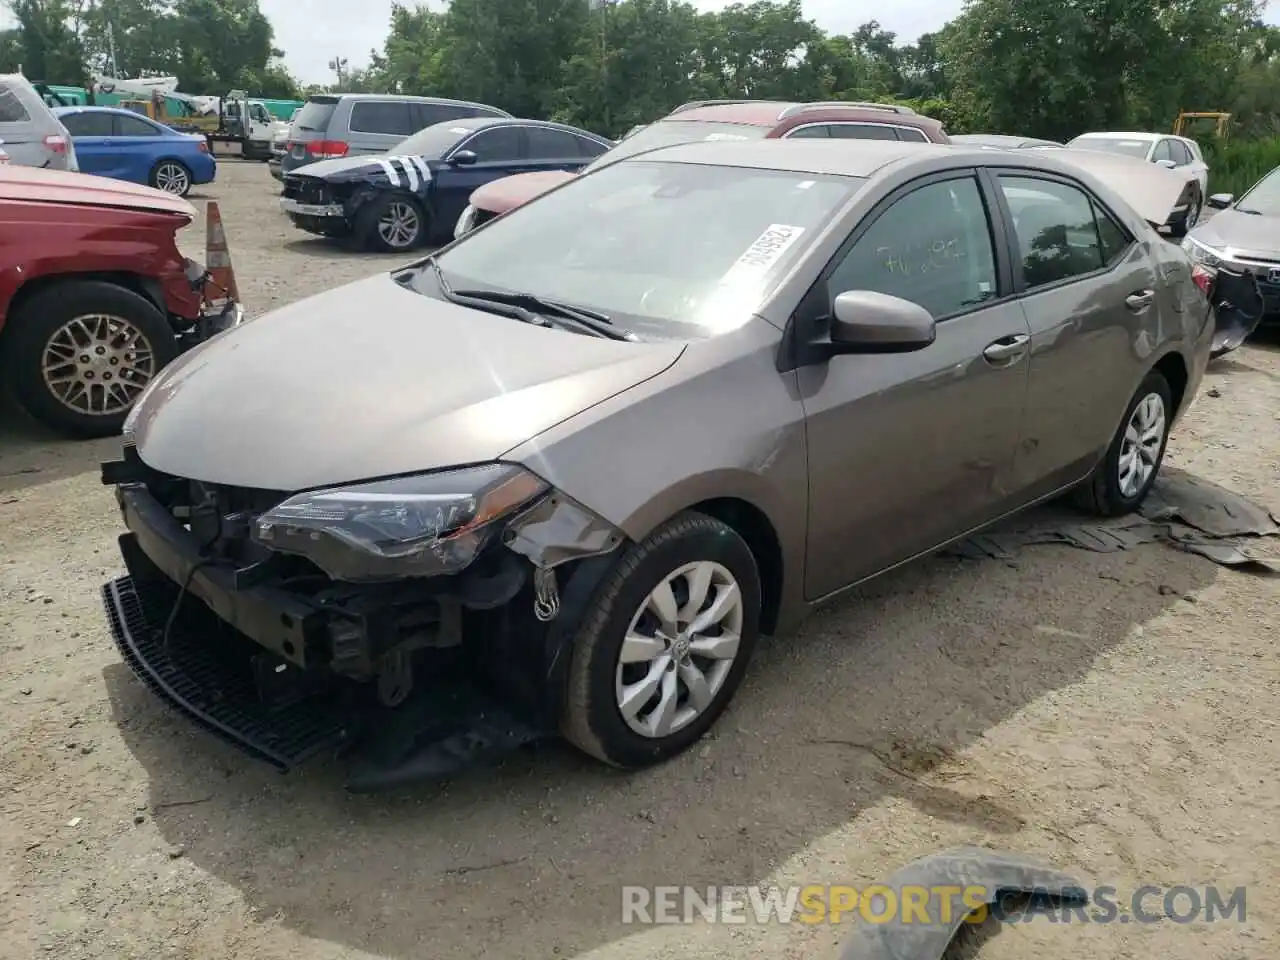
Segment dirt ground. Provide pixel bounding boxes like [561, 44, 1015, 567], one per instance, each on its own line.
[2, 159, 1278, 960]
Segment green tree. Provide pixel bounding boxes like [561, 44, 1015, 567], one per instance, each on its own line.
[9, 0, 86, 83]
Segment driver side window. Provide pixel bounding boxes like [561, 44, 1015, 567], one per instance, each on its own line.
[825, 177, 998, 319]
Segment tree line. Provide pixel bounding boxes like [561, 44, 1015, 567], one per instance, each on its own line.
[5, 0, 1280, 142]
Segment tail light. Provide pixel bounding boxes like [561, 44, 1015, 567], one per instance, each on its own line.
[43, 133, 68, 154]
[306, 140, 348, 159]
[1191, 263, 1214, 297]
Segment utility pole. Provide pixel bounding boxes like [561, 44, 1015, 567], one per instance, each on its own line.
[328, 56, 348, 90]
[588, 0, 611, 132]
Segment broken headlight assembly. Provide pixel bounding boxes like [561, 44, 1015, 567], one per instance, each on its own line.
[250, 463, 549, 582]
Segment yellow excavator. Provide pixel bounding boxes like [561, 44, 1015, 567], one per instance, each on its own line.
[1173, 111, 1231, 139]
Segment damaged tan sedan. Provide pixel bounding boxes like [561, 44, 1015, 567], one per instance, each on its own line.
[100, 139, 1213, 790]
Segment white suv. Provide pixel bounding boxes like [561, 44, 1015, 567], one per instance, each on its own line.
[0, 74, 79, 171]
[1066, 131, 1208, 228]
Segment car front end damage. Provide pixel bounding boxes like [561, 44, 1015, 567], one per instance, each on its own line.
[98, 447, 626, 790]
[278, 173, 356, 237]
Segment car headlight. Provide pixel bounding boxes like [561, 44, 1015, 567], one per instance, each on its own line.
[250, 463, 549, 582]
[454, 204, 477, 240]
[1181, 235, 1225, 269]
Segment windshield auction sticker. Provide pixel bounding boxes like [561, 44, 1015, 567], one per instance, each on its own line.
[720, 224, 806, 287]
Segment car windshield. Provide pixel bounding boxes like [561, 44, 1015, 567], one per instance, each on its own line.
[1234, 167, 1280, 215]
[1067, 136, 1153, 159]
[430, 159, 862, 340]
[391, 121, 486, 158]
[584, 119, 771, 172]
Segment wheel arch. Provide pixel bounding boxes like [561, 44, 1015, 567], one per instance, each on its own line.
[684, 497, 785, 636]
[1152, 349, 1189, 417]
[1, 272, 168, 344]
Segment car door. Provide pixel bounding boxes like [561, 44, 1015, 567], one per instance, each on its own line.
[989, 171, 1159, 498]
[346, 99, 415, 156]
[57, 110, 115, 174]
[798, 171, 1032, 598]
[523, 126, 595, 173]
[434, 125, 529, 230]
[1170, 138, 1209, 194]
[111, 113, 166, 182]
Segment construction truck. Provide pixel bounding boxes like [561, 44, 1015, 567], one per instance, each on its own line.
[120, 89, 280, 160]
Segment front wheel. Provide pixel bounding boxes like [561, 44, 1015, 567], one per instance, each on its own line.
[1072, 370, 1172, 516]
[561, 511, 762, 768]
[2, 281, 179, 438]
[355, 193, 429, 253]
[1169, 188, 1202, 238]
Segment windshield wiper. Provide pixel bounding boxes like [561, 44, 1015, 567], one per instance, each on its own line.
[424, 259, 550, 328]
[449, 288, 638, 342]
[1236, 207, 1264, 216]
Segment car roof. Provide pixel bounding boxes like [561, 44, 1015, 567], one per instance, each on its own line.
[455, 117, 608, 139]
[1072, 131, 1161, 141]
[632, 138, 954, 177]
[673, 102, 800, 125]
[52, 105, 154, 118]
[323, 93, 501, 107]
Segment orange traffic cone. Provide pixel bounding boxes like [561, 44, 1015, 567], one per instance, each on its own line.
[204, 200, 240, 306]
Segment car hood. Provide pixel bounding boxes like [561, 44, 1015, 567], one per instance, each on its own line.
[129, 272, 685, 491]
[1052, 148, 1194, 225]
[0, 163, 195, 217]
[287, 153, 434, 182]
[470, 170, 577, 214]
[1189, 208, 1280, 260]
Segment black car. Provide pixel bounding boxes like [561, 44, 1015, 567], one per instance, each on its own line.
[279, 117, 612, 252]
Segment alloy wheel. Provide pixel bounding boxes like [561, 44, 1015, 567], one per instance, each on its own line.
[615, 560, 744, 739]
[377, 201, 421, 249]
[1118, 392, 1166, 498]
[154, 162, 189, 195]
[41, 313, 156, 417]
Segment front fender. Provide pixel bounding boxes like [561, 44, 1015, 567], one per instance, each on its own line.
[838, 846, 1085, 960]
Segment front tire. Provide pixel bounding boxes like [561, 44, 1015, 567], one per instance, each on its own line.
[3, 281, 178, 438]
[355, 193, 429, 253]
[1169, 188, 1202, 238]
[1072, 370, 1172, 516]
[561, 511, 761, 768]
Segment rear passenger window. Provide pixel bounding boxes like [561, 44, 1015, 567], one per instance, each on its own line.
[349, 101, 415, 135]
[826, 123, 899, 140]
[417, 103, 479, 128]
[573, 135, 609, 158]
[896, 127, 929, 142]
[0, 88, 31, 123]
[524, 126, 585, 159]
[999, 176, 1114, 288]
[116, 115, 158, 137]
[826, 176, 997, 319]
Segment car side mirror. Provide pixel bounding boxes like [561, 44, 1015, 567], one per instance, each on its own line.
[1155, 158, 1177, 169]
[1207, 193, 1233, 209]
[828, 290, 937, 354]
[449, 150, 478, 166]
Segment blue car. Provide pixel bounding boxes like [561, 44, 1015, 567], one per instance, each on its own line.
[51, 106, 216, 197]
[279, 117, 612, 251]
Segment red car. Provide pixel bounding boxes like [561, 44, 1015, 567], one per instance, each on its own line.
[454, 100, 950, 236]
[0, 164, 242, 437]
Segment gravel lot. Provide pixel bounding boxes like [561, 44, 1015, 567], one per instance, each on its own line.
[2, 159, 1278, 960]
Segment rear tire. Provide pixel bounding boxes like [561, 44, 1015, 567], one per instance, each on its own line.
[3, 281, 178, 438]
[1169, 187, 1202, 238]
[150, 160, 192, 197]
[561, 511, 761, 768]
[1071, 370, 1172, 516]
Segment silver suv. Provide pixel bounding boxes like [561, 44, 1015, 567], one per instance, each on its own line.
[279, 93, 510, 175]
[0, 74, 79, 171]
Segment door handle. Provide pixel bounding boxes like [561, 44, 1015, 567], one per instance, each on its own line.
[1126, 290, 1155, 311]
[982, 334, 1030, 364]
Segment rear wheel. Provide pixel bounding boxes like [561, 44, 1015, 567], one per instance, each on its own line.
[1169, 187, 1202, 238]
[1071, 370, 1172, 516]
[3, 281, 179, 438]
[150, 160, 192, 196]
[355, 193, 429, 253]
[561, 511, 761, 768]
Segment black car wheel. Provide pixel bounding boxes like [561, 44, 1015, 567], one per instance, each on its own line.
[1168, 187, 1202, 238]
[3, 281, 178, 438]
[561, 511, 761, 768]
[1071, 370, 1172, 516]
[356, 193, 429, 253]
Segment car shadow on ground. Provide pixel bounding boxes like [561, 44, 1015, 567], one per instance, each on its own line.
[104, 525, 1219, 960]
